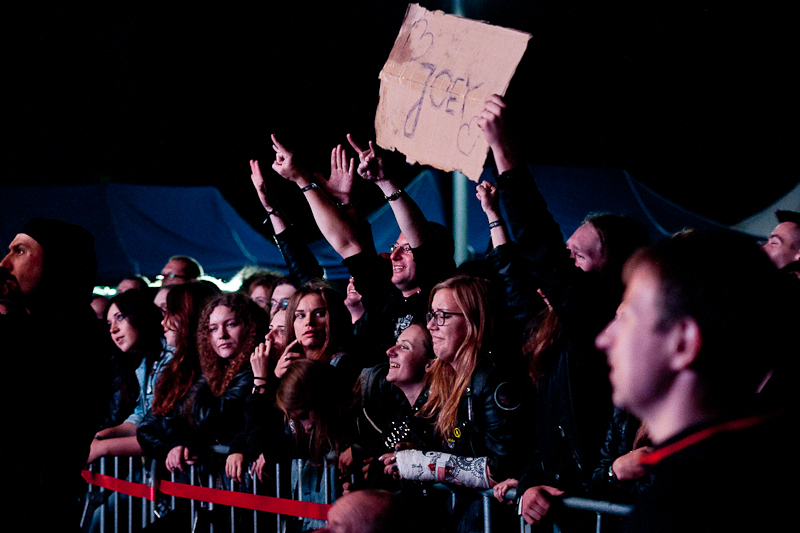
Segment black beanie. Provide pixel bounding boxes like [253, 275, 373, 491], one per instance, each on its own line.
[19, 218, 97, 304]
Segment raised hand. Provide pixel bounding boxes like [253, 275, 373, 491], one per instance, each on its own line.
[476, 181, 501, 217]
[250, 160, 276, 211]
[274, 339, 302, 379]
[477, 94, 519, 174]
[477, 94, 509, 149]
[346, 133, 385, 182]
[320, 144, 355, 205]
[271, 134, 311, 184]
[250, 341, 271, 383]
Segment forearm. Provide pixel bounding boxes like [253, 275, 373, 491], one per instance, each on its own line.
[395, 449, 491, 489]
[298, 179, 363, 259]
[375, 179, 430, 248]
[96, 421, 139, 440]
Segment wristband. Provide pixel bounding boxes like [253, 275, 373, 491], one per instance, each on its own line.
[384, 188, 404, 202]
[253, 376, 268, 381]
[262, 209, 280, 224]
[300, 183, 317, 193]
[336, 202, 354, 210]
[488, 220, 505, 229]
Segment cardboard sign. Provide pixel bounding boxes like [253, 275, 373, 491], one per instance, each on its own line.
[375, 4, 531, 181]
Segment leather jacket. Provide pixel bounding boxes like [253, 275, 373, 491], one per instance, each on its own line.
[137, 367, 253, 460]
[586, 406, 652, 502]
[445, 352, 529, 483]
[491, 166, 615, 495]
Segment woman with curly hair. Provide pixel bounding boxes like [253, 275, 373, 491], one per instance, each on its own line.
[150, 282, 220, 417]
[138, 292, 268, 472]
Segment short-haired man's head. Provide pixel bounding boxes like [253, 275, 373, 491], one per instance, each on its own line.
[763, 210, 800, 269]
[624, 230, 793, 399]
[117, 276, 149, 293]
[161, 255, 203, 286]
[319, 489, 410, 533]
[584, 213, 650, 277]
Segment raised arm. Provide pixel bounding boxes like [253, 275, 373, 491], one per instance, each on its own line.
[476, 181, 509, 248]
[271, 134, 363, 259]
[250, 158, 323, 283]
[346, 134, 431, 249]
[250, 159, 289, 235]
[478, 94, 521, 174]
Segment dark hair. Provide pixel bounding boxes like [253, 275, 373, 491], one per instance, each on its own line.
[196, 292, 268, 396]
[150, 282, 220, 415]
[585, 213, 651, 278]
[624, 230, 794, 401]
[117, 276, 150, 292]
[776, 210, 800, 226]
[276, 359, 345, 464]
[106, 289, 163, 358]
[284, 281, 352, 362]
[240, 268, 281, 296]
[169, 255, 203, 279]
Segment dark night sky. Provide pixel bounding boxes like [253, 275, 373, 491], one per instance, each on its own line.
[2, 1, 797, 237]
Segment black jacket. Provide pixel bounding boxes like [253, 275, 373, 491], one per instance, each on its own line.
[492, 166, 615, 495]
[137, 367, 253, 460]
[586, 406, 652, 502]
[444, 353, 528, 483]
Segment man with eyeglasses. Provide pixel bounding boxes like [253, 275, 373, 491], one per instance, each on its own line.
[157, 255, 203, 286]
[268, 134, 455, 364]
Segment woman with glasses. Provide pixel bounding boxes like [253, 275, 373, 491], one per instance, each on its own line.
[381, 275, 527, 532]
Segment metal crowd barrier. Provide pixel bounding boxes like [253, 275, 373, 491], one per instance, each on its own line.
[82, 453, 632, 533]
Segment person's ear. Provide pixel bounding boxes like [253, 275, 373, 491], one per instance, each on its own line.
[668, 317, 702, 372]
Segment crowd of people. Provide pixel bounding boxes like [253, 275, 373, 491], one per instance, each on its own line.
[1, 95, 798, 533]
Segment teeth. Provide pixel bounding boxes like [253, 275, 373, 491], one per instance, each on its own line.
[390, 363, 400, 368]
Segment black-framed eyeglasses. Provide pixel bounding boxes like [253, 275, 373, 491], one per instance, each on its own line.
[389, 243, 413, 255]
[426, 310, 465, 326]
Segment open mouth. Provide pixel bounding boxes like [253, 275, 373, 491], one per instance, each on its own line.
[389, 362, 400, 368]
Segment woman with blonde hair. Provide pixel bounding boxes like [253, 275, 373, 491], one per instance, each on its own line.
[381, 275, 527, 531]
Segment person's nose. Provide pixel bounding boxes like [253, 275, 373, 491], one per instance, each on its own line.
[0, 254, 12, 270]
[386, 345, 398, 358]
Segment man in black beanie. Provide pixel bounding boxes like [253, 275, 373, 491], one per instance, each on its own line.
[1, 218, 107, 532]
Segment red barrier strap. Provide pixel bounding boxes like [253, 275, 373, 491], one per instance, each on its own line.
[82, 469, 330, 521]
[82, 470, 156, 501]
[159, 480, 330, 520]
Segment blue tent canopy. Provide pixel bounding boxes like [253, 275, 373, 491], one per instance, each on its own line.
[1, 183, 288, 284]
[1, 166, 735, 286]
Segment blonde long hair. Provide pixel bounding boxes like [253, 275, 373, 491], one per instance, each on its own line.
[419, 276, 495, 440]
